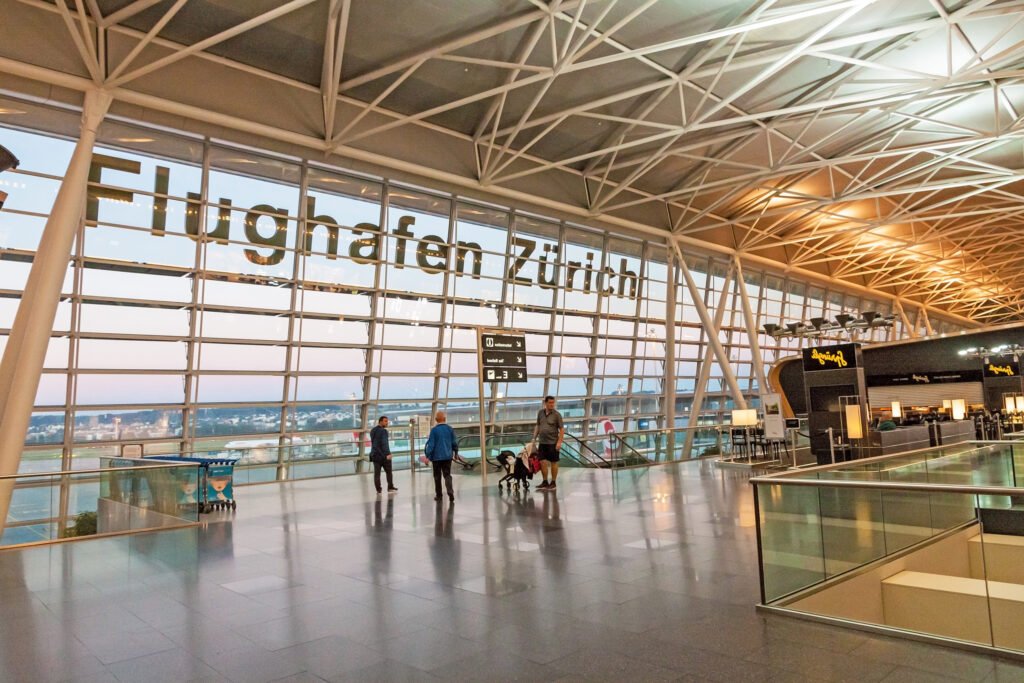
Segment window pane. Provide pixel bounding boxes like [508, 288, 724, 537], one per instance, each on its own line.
[76, 374, 184, 405]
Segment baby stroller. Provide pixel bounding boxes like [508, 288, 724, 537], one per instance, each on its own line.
[497, 443, 539, 492]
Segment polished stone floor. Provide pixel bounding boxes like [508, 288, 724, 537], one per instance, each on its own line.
[1, 460, 1022, 683]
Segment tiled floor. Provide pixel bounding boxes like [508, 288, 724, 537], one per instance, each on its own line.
[1, 460, 1021, 682]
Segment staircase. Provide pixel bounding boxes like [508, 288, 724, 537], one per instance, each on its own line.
[786, 525, 1024, 652]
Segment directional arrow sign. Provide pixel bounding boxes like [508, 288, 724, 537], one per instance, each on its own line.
[480, 331, 528, 382]
[481, 333, 525, 351]
[481, 350, 526, 367]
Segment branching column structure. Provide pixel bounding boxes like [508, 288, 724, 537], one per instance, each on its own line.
[0, 89, 111, 531]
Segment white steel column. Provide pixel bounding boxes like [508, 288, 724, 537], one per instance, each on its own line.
[894, 299, 917, 339]
[921, 306, 935, 336]
[733, 255, 766, 396]
[672, 241, 747, 409]
[0, 89, 111, 531]
[663, 248, 676, 458]
[682, 262, 734, 459]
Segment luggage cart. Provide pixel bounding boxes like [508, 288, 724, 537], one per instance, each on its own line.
[154, 456, 239, 514]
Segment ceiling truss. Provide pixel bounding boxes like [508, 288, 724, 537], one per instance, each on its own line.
[7, 0, 1024, 323]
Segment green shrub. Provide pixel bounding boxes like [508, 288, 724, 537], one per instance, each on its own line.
[62, 511, 98, 538]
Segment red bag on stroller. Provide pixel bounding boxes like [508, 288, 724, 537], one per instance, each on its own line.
[528, 452, 541, 474]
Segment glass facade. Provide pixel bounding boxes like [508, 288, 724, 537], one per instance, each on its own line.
[0, 116, 966, 474]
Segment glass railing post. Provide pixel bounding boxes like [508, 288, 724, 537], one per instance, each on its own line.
[976, 493, 995, 649]
[57, 471, 71, 540]
[753, 482, 767, 604]
[409, 419, 417, 479]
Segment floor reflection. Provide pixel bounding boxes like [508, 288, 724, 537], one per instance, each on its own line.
[0, 461, 1016, 681]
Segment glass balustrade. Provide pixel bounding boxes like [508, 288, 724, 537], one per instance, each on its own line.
[751, 441, 1024, 656]
[0, 457, 200, 548]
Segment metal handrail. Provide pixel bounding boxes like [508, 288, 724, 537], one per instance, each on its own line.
[190, 437, 363, 455]
[562, 433, 613, 467]
[179, 423, 784, 462]
[756, 440, 1014, 479]
[611, 434, 650, 463]
[748, 477, 1024, 496]
[0, 460, 193, 481]
[575, 432, 652, 466]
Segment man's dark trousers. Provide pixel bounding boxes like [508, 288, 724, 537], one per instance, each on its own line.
[374, 460, 394, 492]
[432, 460, 453, 497]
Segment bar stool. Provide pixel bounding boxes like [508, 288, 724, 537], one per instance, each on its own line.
[730, 428, 749, 459]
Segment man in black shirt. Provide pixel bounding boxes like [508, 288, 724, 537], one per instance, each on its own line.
[369, 416, 397, 494]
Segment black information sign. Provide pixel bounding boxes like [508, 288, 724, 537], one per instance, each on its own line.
[802, 343, 859, 372]
[481, 332, 528, 382]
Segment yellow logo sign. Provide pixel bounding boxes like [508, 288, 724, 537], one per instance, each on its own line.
[988, 363, 1015, 376]
[811, 349, 848, 368]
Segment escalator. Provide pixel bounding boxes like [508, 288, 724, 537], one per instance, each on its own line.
[608, 435, 653, 467]
[561, 433, 612, 468]
[454, 431, 652, 470]
[564, 433, 652, 468]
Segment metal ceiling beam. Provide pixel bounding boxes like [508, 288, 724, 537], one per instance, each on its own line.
[321, 0, 351, 141]
[54, 0, 102, 83]
[106, 0, 189, 83]
[486, 5, 1023, 142]
[590, 0, 876, 212]
[341, 3, 581, 92]
[107, 0, 320, 88]
[4, 0, 1016, 326]
[100, 0, 166, 28]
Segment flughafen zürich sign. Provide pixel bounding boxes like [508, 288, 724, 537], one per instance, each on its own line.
[87, 153, 643, 300]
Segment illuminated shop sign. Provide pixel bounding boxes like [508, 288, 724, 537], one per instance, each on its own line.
[802, 343, 859, 372]
[868, 370, 982, 387]
[86, 153, 641, 299]
[984, 360, 1020, 378]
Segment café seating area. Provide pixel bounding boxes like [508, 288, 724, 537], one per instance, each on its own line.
[728, 427, 789, 462]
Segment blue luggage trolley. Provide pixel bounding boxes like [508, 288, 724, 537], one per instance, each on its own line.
[155, 456, 239, 514]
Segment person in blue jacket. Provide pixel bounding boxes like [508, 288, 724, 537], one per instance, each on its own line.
[425, 411, 456, 502]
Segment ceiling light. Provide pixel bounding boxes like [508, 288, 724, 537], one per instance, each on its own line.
[762, 310, 895, 340]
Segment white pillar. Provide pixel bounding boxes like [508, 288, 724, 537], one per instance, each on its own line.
[894, 299, 917, 339]
[672, 242, 747, 410]
[663, 249, 676, 458]
[921, 306, 934, 336]
[0, 89, 111, 532]
[733, 255, 767, 396]
[682, 263, 734, 458]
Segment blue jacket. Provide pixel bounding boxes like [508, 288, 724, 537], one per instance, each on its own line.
[369, 425, 390, 463]
[425, 423, 456, 462]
